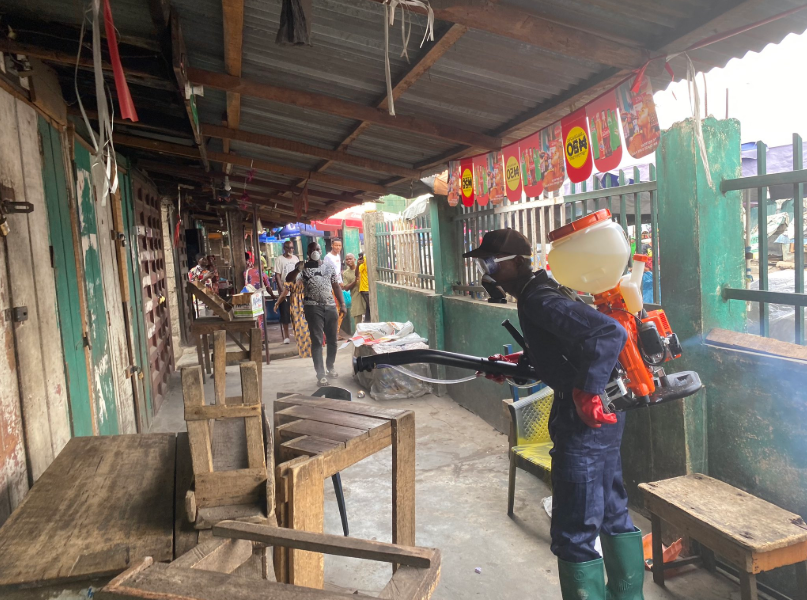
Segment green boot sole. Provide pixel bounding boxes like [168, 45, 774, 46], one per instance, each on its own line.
[557, 557, 606, 600]
[601, 528, 646, 600]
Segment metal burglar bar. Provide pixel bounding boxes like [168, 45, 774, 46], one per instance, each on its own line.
[721, 135, 807, 344]
[452, 168, 659, 302]
[375, 214, 435, 290]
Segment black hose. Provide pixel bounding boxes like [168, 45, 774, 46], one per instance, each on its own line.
[353, 349, 538, 379]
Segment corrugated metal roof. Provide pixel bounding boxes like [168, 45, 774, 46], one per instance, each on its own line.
[6, 0, 807, 220]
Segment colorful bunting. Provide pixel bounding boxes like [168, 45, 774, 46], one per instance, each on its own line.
[502, 142, 523, 203]
[460, 158, 474, 207]
[519, 133, 543, 198]
[447, 161, 461, 207]
[616, 77, 660, 159]
[472, 154, 490, 206]
[488, 151, 505, 205]
[586, 90, 623, 172]
[561, 109, 594, 184]
[540, 122, 566, 193]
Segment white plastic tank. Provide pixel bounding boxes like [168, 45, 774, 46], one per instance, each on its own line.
[618, 255, 648, 314]
[547, 209, 630, 295]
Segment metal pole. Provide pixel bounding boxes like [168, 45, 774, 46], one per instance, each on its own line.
[793, 133, 804, 345]
[745, 189, 752, 289]
[757, 141, 769, 337]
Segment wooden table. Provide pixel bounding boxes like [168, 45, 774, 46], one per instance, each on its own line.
[273, 393, 416, 588]
[640, 474, 807, 600]
[0, 434, 177, 590]
[191, 316, 259, 379]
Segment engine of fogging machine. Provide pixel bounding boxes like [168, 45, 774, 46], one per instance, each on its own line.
[354, 209, 702, 412]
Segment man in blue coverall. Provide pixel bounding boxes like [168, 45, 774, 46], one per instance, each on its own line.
[464, 229, 645, 600]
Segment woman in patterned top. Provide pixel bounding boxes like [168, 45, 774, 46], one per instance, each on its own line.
[286, 242, 346, 385]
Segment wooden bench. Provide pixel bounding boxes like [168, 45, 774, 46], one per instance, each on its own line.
[640, 474, 807, 600]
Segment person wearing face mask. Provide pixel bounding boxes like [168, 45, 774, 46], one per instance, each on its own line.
[287, 242, 347, 385]
[463, 229, 643, 600]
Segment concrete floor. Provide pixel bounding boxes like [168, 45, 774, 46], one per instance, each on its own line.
[154, 330, 740, 599]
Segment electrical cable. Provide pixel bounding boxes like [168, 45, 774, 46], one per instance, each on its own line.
[376, 364, 479, 385]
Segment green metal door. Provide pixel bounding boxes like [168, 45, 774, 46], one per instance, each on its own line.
[37, 118, 94, 437]
[118, 161, 154, 425]
[343, 226, 361, 257]
[73, 141, 119, 435]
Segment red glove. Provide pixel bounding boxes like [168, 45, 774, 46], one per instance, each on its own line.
[572, 389, 617, 428]
[478, 353, 522, 384]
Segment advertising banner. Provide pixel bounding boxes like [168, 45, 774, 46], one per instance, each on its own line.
[616, 77, 660, 159]
[447, 160, 461, 206]
[487, 151, 505, 205]
[586, 90, 623, 172]
[460, 158, 474, 207]
[502, 142, 523, 203]
[518, 133, 543, 198]
[540, 122, 566, 192]
[561, 108, 594, 184]
[472, 154, 490, 206]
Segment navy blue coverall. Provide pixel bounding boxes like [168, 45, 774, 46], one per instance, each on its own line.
[516, 270, 634, 563]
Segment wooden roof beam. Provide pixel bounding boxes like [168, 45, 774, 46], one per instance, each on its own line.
[187, 68, 501, 150]
[114, 134, 389, 194]
[221, 0, 244, 174]
[201, 123, 421, 179]
[362, 0, 645, 70]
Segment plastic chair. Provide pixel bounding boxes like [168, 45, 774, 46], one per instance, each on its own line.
[312, 386, 351, 536]
[504, 386, 554, 516]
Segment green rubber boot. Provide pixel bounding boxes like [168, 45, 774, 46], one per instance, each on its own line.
[557, 557, 606, 600]
[601, 529, 646, 600]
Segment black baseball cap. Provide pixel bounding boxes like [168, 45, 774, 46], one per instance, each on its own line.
[462, 229, 531, 258]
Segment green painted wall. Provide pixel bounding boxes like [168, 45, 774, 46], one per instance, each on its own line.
[375, 283, 441, 351]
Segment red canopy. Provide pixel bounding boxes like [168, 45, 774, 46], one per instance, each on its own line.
[311, 217, 364, 232]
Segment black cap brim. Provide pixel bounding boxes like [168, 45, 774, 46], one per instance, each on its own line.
[462, 247, 494, 259]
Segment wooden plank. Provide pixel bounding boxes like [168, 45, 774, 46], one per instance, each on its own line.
[186, 69, 500, 150]
[288, 456, 325, 589]
[214, 521, 433, 568]
[213, 330, 226, 405]
[262, 405, 276, 519]
[187, 281, 234, 321]
[640, 475, 807, 552]
[276, 404, 390, 432]
[275, 393, 406, 419]
[392, 412, 416, 562]
[0, 91, 56, 478]
[182, 366, 214, 475]
[241, 362, 266, 472]
[169, 537, 253, 573]
[0, 435, 175, 587]
[195, 468, 266, 507]
[751, 541, 807, 574]
[195, 505, 269, 530]
[281, 436, 343, 457]
[175, 433, 199, 559]
[202, 124, 421, 179]
[226, 351, 249, 362]
[276, 420, 368, 444]
[378, 552, 442, 600]
[190, 317, 255, 335]
[362, 0, 642, 69]
[221, 0, 244, 170]
[100, 560, 376, 600]
[115, 135, 390, 195]
[185, 404, 261, 421]
[319, 432, 391, 486]
[706, 328, 807, 362]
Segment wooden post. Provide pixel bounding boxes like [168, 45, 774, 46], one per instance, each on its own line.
[651, 513, 664, 586]
[392, 412, 416, 572]
[213, 330, 226, 405]
[249, 329, 263, 391]
[230, 209, 247, 292]
[287, 455, 325, 588]
[182, 367, 214, 479]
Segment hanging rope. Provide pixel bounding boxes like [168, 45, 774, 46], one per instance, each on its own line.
[382, 0, 434, 116]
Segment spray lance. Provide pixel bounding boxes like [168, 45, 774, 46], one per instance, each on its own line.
[353, 209, 703, 412]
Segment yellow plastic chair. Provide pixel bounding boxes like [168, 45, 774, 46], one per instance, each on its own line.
[504, 386, 554, 516]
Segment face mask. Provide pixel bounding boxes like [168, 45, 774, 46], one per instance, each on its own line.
[481, 274, 507, 304]
[475, 255, 519, 277]
[310, 251, 321, 261]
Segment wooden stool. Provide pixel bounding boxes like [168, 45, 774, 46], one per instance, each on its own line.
[640, 474, 807, 600]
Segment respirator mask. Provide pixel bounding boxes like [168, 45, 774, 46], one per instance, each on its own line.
[309, 250, 321, 261]
[475, 255, 529, 303]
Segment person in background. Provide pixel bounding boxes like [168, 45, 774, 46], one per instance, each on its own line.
[286, 243, 346, 385]
[324, 238, 345, 333]
[188, 254, 213, 288]
[244, 253, 274, 338]
[342, 253, 365, 332]
[273, 240, 298, 345]
[274, 264, 311, 360]
[356, 252, 371, 322]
